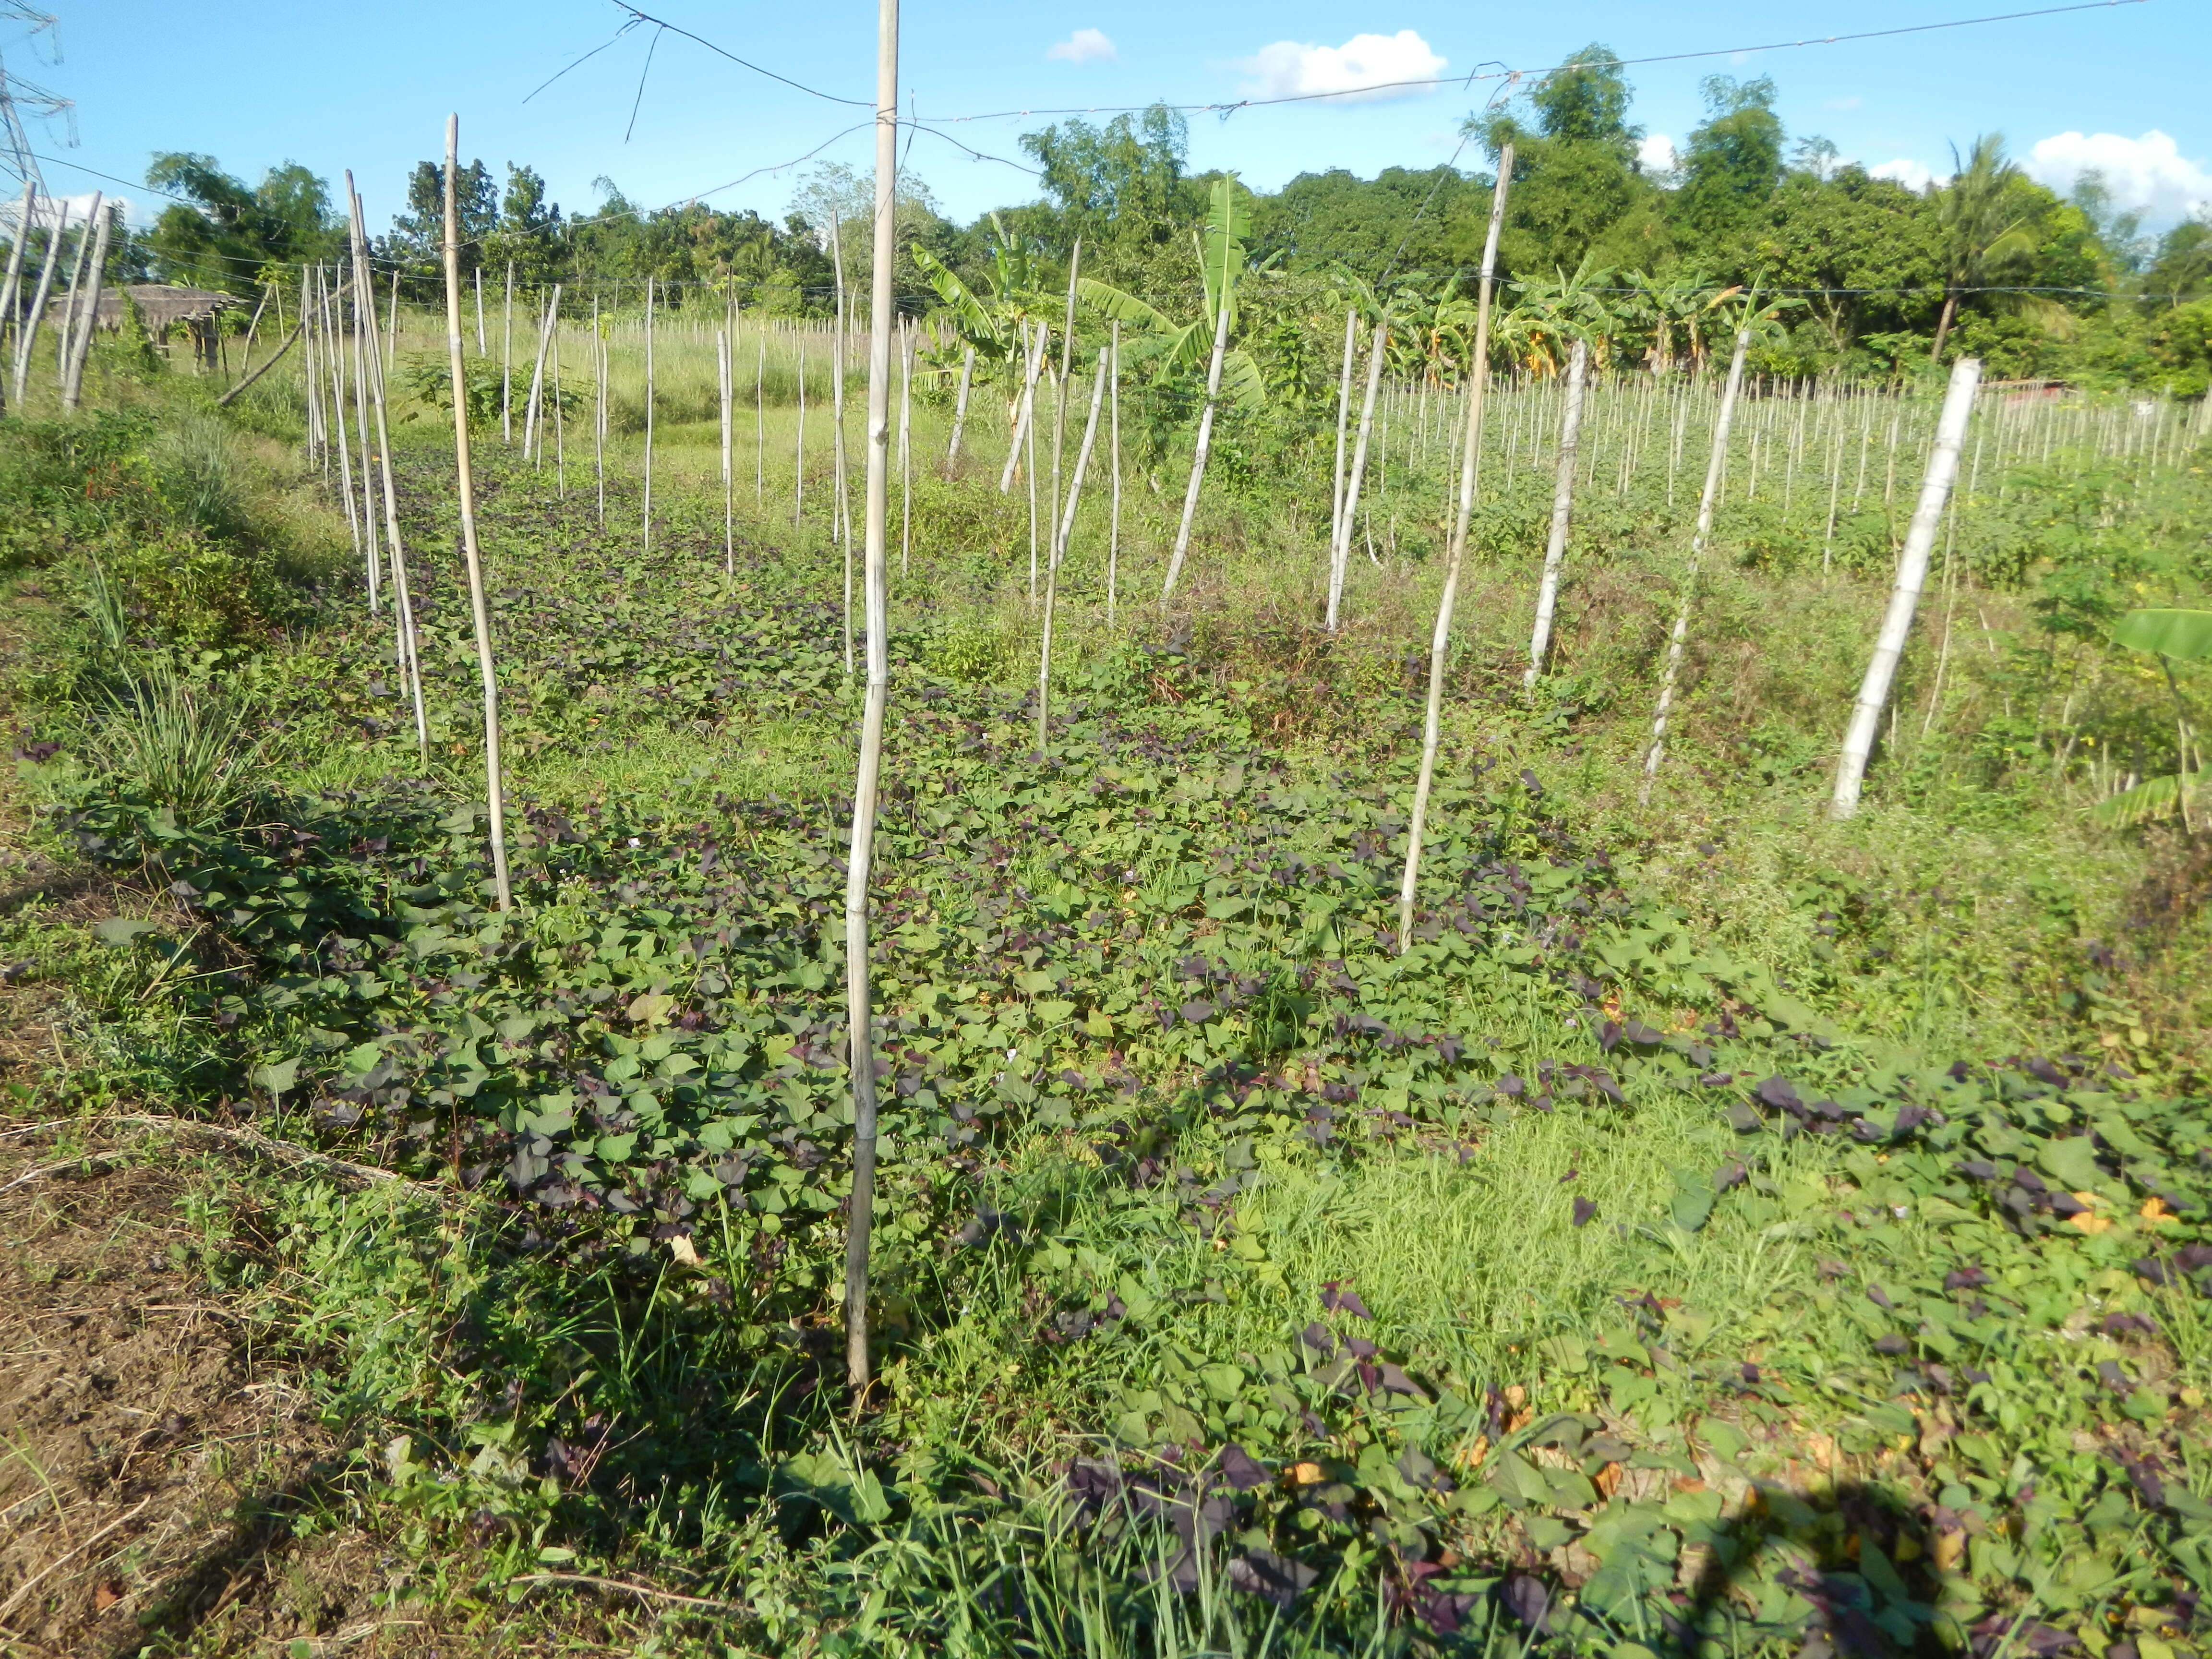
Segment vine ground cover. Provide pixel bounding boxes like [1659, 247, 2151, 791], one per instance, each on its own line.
[3, 407, 2210, 1658]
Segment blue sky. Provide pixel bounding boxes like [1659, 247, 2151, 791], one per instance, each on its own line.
[13, 0, 2211, 236]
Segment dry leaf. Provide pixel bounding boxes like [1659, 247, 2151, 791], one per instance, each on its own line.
[2140, 1197, 2178, 1226]
[1933, 1527, 1968, 1573]
[1455, 1435, 1490, 1470]
[2069, 1212, 2114, 1235]
[666, 1234, 701, 1265]
[1594, 1462, 1622, 1498]
[1289, 1462, 1324, 1485]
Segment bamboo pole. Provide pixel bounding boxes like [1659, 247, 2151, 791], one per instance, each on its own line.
[1831, 359, 1981, 820]
[756, 333, 766, 508]
[348, 251, 382, 608]
[794, 343, 807, 528]
[642, 276, 656, 553]
[946, 342, 974, 467]
[1327, 315, 1388, 630]
[897, 321, 913, 578]
[553, 323, 565, 497]
[1038, 349, 1107, 749]
[1107, 321, 1121, 629]
[831, 224, 853, 670]
[1159, 290, 1235, 604]
[51, 193, 96, 391]
[999, 323, 1043, 493]
[0, 184, 34, 397]
[719, 326, 734, 574]
[1638, 325, 1753, 801]
[60, 203, 111, 412]
[521, 285, 558, 462]
[10, 199, 66, 409]
[1329, 307, 1356, 572]
[322, 270, 365, 572]
[346, 177, 428, 758]
[1049, 240, 1081, 552]
[1397, 156, 1509, 954]
[1026, 350, 1040, 595]
[443, 116, 513, 910]
[592, 296, 606, 527]
[1523, 336, 1590, 693]
[501, 261, 514, 444]
[474, 264, 485, 355]
[385, 268, 399, 375]
[843, 0, 899, 1395]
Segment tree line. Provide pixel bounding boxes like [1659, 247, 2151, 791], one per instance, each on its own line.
[84, 44, 2212, 391]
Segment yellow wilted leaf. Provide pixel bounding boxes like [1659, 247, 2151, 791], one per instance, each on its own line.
[1290, 1462, 1324, 1485]
[1455, 1435, 1491, 1470]
[2069, 1211, 2114, 1235]
[2140, 1197, 2178, 1226]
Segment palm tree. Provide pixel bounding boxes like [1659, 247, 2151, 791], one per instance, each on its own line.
[1931, 135, 2036, 361]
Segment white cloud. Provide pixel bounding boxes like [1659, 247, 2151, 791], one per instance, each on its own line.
[1638, 134, 1678, 175]
[1824, 96, 1863, 112]
[2026, 130, 2212, 225]
[1236, 30, 1446, 104]
[1871, 158, 1945, 192]
[1046, 27, 1116, 65]
[1, 192, 128, 235]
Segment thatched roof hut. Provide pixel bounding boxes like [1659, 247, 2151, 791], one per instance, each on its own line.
[84, 285, 245, 333]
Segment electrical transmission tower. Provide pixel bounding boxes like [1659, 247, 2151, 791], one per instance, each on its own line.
[0, 5, 73, 196]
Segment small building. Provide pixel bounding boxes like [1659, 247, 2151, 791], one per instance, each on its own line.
[82, 285, 249, 371]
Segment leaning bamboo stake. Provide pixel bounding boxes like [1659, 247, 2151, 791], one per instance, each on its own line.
[325, 272, 366, 577]
[1522, 335, 1590, 693]
[443, 114, 514, 912]
[385, 268, 399, 375]
[553, 325, 566, 497]
[1327, 315, 1388, 630]
[1000, 323, 1043, 493]
[521, 285, 559, 462]
[946, 342, 974, 467]
[1038, 349, 1107, 749]
[60, 202, 111, 412]
[1159, 288, 1234, 603]
[51, 193, 96, 391]
[1638, 325, 1753, 802]
[347, 177, 428, 758]
[642, 277, 656, 553]
[0, 184, 34, 393]
[843, 0, 899, 1396]
[831, 227, 854, 671]
[348, 252, 382, 606]
[1831, 358, 1982, 820]
[1397, 156, 1510, 954]
[10, 199, 66, 409]
[1049, 240, 1081, 548]
[1329, 307, 1356, 567]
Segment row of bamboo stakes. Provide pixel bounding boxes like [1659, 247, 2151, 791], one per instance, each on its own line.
[0, 184, 119, 416]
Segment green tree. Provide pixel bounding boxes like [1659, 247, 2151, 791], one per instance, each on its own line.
[2147, 214, 2212, 308]
[1249, 166, 1487, 281]
[1467, 45, 1668, 281]
[382, 157, 496, 293]
[1750, 168, 1943, 364]
[1673, 76, 1785, 250]
[487, 163, 565, 289]
[1930, 135, 2036, 359]
[1019, 104, 1197, 249]
[144, 154, 342, 292]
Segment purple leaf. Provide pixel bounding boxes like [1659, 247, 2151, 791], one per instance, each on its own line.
[1572, 1197, 1597, 1228]
[1300, 1321, 1335, 1357]
[1866, 1285, 1894, 1310]
[1944, 1266, 1989, 1291]
[1217, 1443, 1269, 1491]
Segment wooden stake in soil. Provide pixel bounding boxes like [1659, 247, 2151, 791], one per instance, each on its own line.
[642, 276, 656, 553]
[1329, 307, 1356, 571]
[1038, 350, 1108, 750]
[947, 341, 974, 467]
[1327, 314, 1388, 630]
[475, 264, 485, 355]
[59, 202, 111, 413]
[443, 114, 514, 911]
[1107, 321, 1121, 628]
[51, 193, 95, 391]
[719, 326, 734, 574]
[843, 0, 900, 1396]
[501, 260, 515, 444]
[794, 344, 807, 529]
[1159, 281, 1235, 604]
[521, 285, 558, 462]
[1397, 155, 1509, 954]
[1638, 325, 1753, 801]
[591, 296, 606, 527]
[10, 199, 66, 408]
[1522, 335, 1590, 694]
[756, 333, 766, 507]
[0, 183, 35, 398]
[1831, 358, 1982, 820]
[897, 322, 914, 578]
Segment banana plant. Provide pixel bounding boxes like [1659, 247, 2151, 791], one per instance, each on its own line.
[1077, 176, 1270, 414]
[1499, 255, 1621, 374]
[2095, 608, 2211, 829]
[911, 214, 1055, 380]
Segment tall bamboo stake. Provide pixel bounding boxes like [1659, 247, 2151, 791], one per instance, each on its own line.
[1038, 350, 1107, 749]
[474, 264, 485, 355]
[756, 333, 766, 507]
[553, 324, 566, 497]
[11, 200, 66, 407]
[521, 285, 558, 462]
[843, 0, 899, 1395]
[794, 344, 807, 528]
[347, 177, 428, 757]
[348, 252, 382, 605]
[385, 268, 399, 374]
[592, 297, 606, 527]
[501, 261, 514, 444]
[897, 322, 913, 578]
[1832, 359, 1982, 819]
[1329, 307, 1356, 566]
[1638, 325, 1753, 801]
[1396, 155, 1510, 954]
[947, 342, 974, 467]
[1049, 240, 1081, 548]
[60, 203, 111, 413]
[51, 193, 95, 391]
[1107, 322, 1121, 628]
[719, 326, 734, 573]
[0, 184, 35, 398]
[1000, 323, 1043, 493]
[323, 269, 365, 575]
[1159, 293, 1234, 603]
[1026, 356, 1040, 595]
[642, 277, 656, 553]
[444, 114, 514, 911]
[831, 225, 853, 670]
[1523, 336, 1590, 693]
[1327, 315, 1388, 630]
